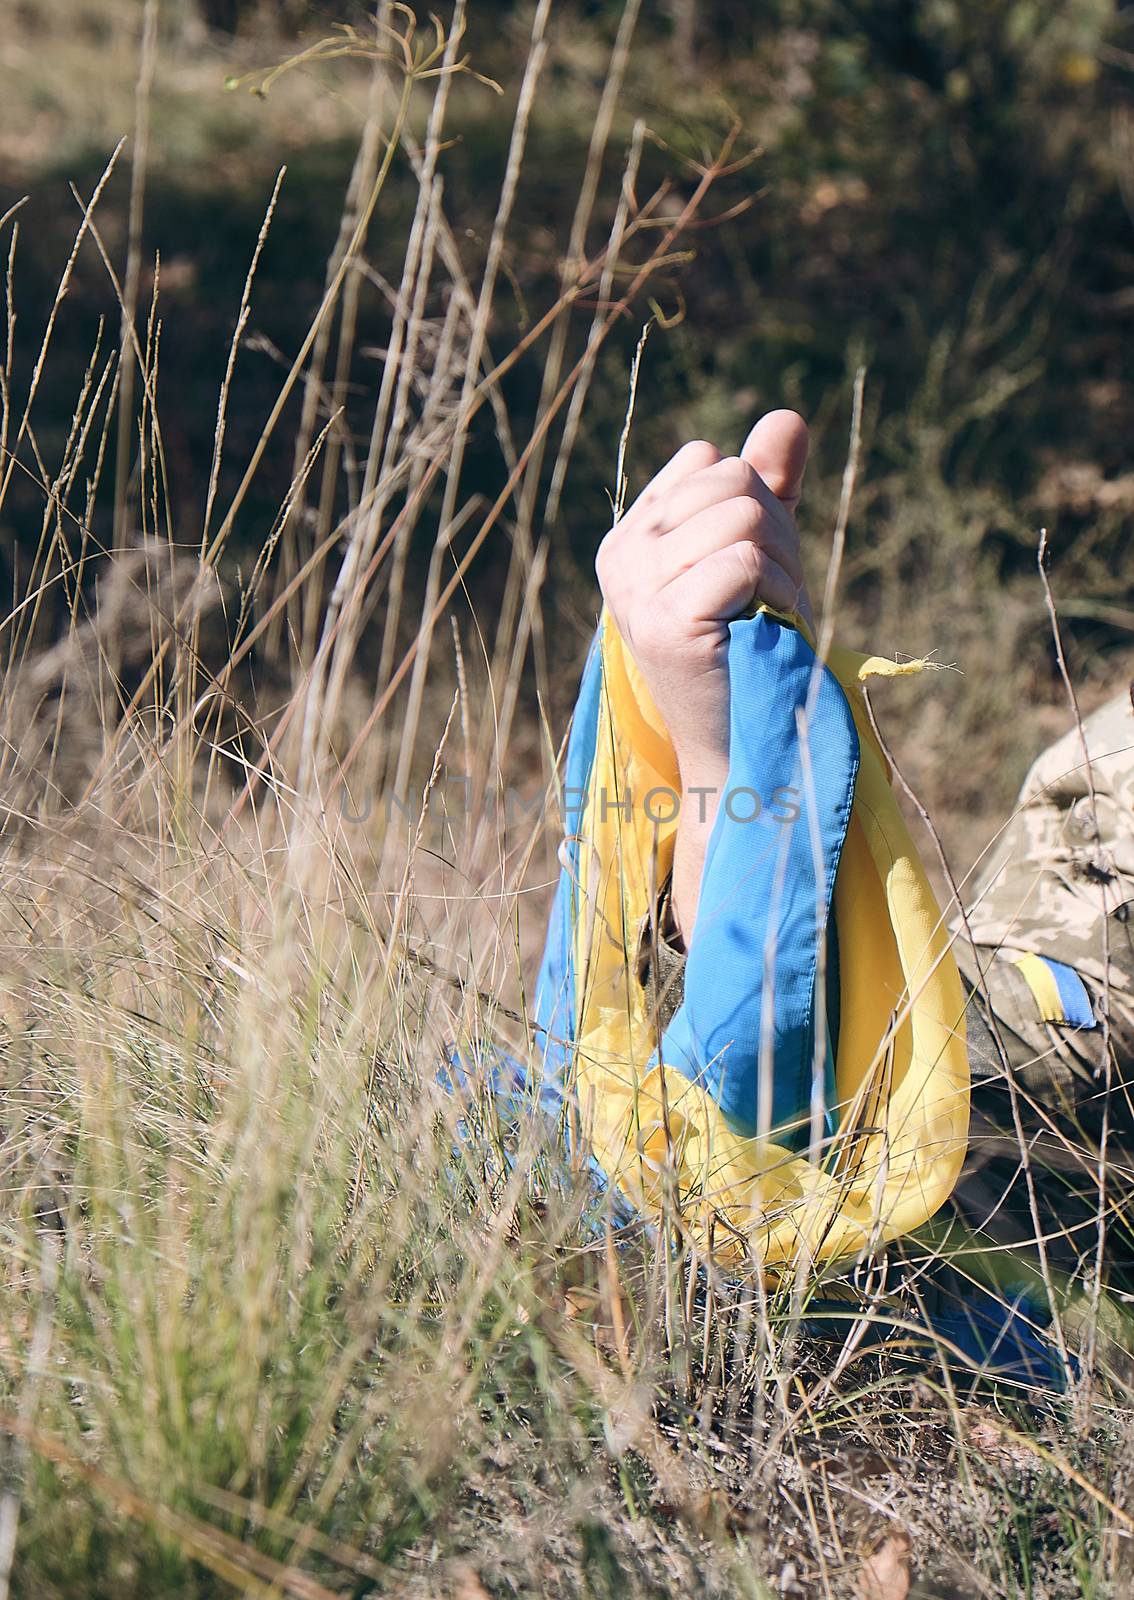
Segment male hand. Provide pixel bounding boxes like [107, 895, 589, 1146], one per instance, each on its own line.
[595, 410, 811, 942]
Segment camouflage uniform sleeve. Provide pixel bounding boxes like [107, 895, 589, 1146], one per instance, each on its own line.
[947, 688, 1134, 1285]
[952, 688, 1134, 1096]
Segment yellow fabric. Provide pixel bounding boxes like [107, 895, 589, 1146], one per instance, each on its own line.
[568, 612, 970, 1273]
[1013, 952, 1066, 1024]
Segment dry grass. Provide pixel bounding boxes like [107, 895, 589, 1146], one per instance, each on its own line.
[1, 5, 1134, 1598]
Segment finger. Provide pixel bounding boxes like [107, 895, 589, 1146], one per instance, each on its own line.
[739, 410, 810, 514]
[623, 438, 723, 521]
[655, 495, 804, 590]
[662, 541, 803, 629]
[637, 455, 769, 540]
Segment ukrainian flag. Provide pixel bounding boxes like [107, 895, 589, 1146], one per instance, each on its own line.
[533, 607, 970, 1273]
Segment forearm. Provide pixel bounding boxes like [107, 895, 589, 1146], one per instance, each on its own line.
[670, 756, 728, 944]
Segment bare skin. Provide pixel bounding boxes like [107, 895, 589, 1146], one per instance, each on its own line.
[595, 410, 812, 944]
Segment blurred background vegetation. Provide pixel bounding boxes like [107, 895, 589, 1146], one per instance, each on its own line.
[3, 0, 1134, 859]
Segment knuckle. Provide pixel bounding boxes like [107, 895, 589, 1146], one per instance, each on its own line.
[595, 530, 618, 587]
[719, 455, 759, 495]
[718, 493, 764, 537]
[730, 539, 763, 585]
[676, 438, 723, 472]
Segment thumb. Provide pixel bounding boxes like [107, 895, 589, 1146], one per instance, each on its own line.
[739, 409, 810, 515]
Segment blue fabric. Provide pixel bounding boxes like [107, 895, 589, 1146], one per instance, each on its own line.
[530, 629, 604, 1112]
[442, 1043, 642, 1233]
[653, 614, 859, 1146]
[929, 1285, 1072, 1389]
[1041, 956, 1097, 1030]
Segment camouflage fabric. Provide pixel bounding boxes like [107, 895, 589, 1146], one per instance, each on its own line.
[948, 688, 1134, 1284]
[960, 688, 1134, 998]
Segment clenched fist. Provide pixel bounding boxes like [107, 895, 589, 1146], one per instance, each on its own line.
[595, 410, 812, 942]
